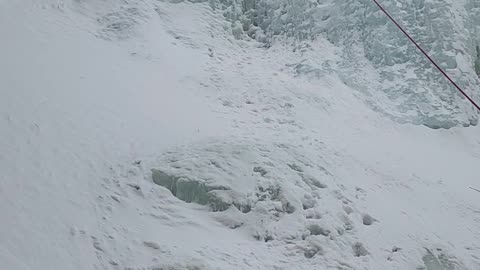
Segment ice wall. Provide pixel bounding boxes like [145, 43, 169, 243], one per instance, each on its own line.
[213, 0, 480, 128]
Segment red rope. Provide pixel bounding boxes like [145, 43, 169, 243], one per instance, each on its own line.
[371, 0, 480, 112]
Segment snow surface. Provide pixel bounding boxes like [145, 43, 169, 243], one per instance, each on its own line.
[1, 0, 480, 269]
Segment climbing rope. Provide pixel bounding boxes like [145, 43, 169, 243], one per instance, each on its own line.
[371, 0, 480, 112]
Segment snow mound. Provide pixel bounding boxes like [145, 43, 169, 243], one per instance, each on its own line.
[148, 138, 333, 214]
[146, 138, 381, 259]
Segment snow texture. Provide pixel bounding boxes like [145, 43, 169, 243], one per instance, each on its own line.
[1, 0, 480, 270]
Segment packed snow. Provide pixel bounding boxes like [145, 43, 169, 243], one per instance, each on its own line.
[1, 0, 480, 270]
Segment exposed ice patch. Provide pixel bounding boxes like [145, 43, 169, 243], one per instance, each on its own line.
[420, 248, 466, 270]
[152, 169, 250, 212]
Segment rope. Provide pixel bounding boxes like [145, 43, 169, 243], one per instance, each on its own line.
[470, 187, 480, 193]
[371, 0, 480, 112]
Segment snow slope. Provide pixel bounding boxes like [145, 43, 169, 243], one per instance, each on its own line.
[217, 0, 480, 128]
[1, 0, 480, 269]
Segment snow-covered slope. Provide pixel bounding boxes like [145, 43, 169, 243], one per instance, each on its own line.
[218, 0, 480, 128]
[1, 0, 480, 270]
